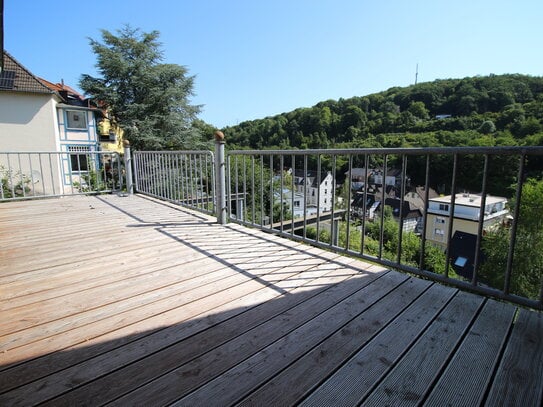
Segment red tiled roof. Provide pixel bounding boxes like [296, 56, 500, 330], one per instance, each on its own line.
[39, 77, 84, 101]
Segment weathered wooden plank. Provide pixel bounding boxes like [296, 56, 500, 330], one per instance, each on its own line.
[94, 269, 397, 406]
[423, 299, 516, 406]
[360, 291, 485, 406]
[1, 239, 313, 354]
[485, 309, 543, 407]
[165, 272, 409, 407]
[0, 255, 348, 396]
[299, 282, 457, 406]
[0, 263, 232, 352]
[17, 261, 375, 406]
[1, 243, 205, 306]
[237, 277, 433, 406]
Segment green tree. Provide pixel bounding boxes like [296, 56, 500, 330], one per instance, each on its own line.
[80, 26, 204, 150]
[478, 120, 496, 134]
[481, 178, 543, 299]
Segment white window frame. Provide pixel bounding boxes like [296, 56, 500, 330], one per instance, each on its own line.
[68, 146, 91, 173]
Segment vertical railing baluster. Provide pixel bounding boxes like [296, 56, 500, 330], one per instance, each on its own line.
[290, 154, 295, 237]
[251, 156, 256, 225]
[260, 154, 264, 226]
[235, 155, 240, 221]
[378, 154, 388, 260]
[38, 153, 47, 195]
[419, 154, 431, 270]
[330, 154, 337, 247]
[345, 154, 353, 252]
[280, 155, 284, 233]
[269, 154, 274, 229]
[243, 155, 247, 222]
[303, 154, 308, 240]
[444, 153, 458, 278]
[396, 154, 407, 264]
[504, 154, 526, 295]
[316, 154, 322, 243]
[472, 154, 489, 286]
[17, 153, 26, 198]
[360, 153, 369, 256]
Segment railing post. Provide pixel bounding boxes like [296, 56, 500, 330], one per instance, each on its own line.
[123, 139, 134, 195]
[214, 131, 227, 224]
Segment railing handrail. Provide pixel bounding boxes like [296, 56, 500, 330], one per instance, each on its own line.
[229, 145, 543, 156]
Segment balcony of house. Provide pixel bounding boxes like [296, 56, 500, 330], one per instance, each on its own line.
[1, 144, 543, 405]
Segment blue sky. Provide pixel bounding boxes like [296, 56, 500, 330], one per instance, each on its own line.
[4, 0, 543, 128]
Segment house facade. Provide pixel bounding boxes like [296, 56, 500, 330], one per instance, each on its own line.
[280, 190, 311, 218]
[424, 193, 509, 249]
[0, 51, 107, 194]
[293, 169, 334, 213]
[346, 167, 409, 192]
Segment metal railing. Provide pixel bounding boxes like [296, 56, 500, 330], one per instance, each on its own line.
[226, 146, 543, 310]
[0, 151, 123, 201]
[133, 150, 216, 215]
[6, 143, 542, 310]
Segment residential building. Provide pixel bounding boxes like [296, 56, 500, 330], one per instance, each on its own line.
[344, 167, 374, 191]
[39, 77, 123, 153]
[425, 192, 509, 249]
[351, 192, 422, 232]
[281, 190, 313, 218]
[293, 169, 334, 212]
[0, 51, 115, 194]
[345, 167, 411, 192]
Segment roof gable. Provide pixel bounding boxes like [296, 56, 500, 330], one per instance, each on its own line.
[1, 51, 53, 94]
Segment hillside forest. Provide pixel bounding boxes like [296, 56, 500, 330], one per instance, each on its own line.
[220, 74, 543, 300]
[222, 74, 543, 152]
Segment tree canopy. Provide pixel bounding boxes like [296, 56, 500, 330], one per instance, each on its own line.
[223, 74, 543, 152]
[80, 26, 206, 150]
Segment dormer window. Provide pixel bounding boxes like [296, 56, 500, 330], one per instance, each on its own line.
[66, 110, 88, 130]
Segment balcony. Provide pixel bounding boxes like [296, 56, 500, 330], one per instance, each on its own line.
[1, 193, 542, 406]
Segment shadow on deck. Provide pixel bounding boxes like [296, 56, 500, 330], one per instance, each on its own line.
[0, 195, 541, 406]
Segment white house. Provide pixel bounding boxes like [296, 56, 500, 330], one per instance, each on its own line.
[280, 190, 310, 218]
[0, 51, 102, 194]
[292, 169, 334, 212]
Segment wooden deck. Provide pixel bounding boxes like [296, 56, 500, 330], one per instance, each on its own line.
[0, 194, 542, 406]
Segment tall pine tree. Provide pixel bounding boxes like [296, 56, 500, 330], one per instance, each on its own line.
[80, 25, 206, 150]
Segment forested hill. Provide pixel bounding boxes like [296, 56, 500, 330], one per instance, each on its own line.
[222, 74, 543, 150]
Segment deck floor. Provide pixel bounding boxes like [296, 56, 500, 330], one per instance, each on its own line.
[0, 194, 542, 406]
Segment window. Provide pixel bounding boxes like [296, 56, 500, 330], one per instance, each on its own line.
[69, 146, 90, 172]
[66, 110, 88, 130]
[434, 228, 444, 236]
[439, 204, 449, 211]
[454, 257, 468, 267]
[294, 201, 300, 207]
[435, 217, 446, 224]
[324, 189, 328, 194]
